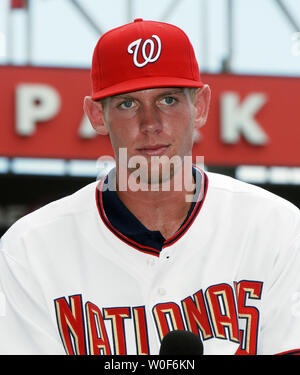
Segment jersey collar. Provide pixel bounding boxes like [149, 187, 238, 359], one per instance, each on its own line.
[95, 165, 208, 257]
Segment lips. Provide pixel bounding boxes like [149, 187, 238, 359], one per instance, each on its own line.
[136, 144, 170, 156]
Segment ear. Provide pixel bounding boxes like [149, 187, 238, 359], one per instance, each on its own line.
[193, 84, 211, 129]
[83, 96, 109, 135]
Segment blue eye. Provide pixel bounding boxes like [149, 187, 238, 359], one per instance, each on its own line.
[120, 100, 134, 109]
[163, 96, 176, 105]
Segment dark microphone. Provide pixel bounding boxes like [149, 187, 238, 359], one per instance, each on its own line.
[159, 330, 203, 355]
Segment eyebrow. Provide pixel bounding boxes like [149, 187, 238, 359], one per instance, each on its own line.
[110, 94, 134, 101]
[157, 88, 185, 96]
[111, 88, 185, 101]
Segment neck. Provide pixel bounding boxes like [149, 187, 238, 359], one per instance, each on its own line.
[114, 166, 196, 239]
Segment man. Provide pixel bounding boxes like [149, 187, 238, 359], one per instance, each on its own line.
[0, 19, 299, 355]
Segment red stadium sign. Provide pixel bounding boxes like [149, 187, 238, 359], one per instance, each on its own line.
[0, 66, 299, 166]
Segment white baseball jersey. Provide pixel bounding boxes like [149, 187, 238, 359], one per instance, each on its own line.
[0, 166, 299, 355]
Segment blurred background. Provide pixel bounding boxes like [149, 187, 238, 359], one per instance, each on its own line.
[0, 0, 300, 236]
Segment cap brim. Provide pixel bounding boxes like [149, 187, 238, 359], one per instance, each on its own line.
[91, 76, 204, 100]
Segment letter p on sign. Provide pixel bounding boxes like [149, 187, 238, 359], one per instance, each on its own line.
[16, 84, 61, 136]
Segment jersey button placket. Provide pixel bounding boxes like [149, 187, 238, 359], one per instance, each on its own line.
[155, 250, 171, 298]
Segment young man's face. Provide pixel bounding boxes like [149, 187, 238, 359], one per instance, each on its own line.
[102, 87, 200, 184]
[85, 85, 210, 186]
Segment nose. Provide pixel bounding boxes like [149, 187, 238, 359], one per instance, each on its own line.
[139, 103, 162, 134]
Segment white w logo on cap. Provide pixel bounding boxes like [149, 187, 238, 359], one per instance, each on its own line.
[127, 35, 161, 68]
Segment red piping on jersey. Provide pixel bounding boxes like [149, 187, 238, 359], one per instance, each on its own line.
[96, 177, 161, 256]
[275, 349, 300, 355]
[163, 166, 208, 248]
[95, 167, 209, 257]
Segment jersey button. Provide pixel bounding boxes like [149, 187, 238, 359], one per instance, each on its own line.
[158, 287, 166, 296]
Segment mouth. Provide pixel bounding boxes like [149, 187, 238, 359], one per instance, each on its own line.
[136, 144, 170, 156]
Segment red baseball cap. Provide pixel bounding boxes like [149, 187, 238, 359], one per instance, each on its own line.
[91, 18, 204, 100]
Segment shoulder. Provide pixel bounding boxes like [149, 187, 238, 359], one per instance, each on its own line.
[206, 171, 299, 211]
[205, 171, 300, 234]
[1, 180, 99, 246]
